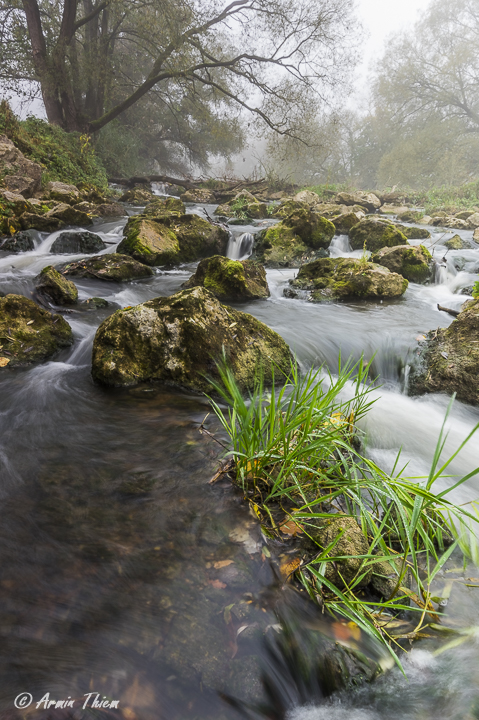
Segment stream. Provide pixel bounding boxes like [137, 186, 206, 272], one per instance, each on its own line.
[1, 199, 479, 720]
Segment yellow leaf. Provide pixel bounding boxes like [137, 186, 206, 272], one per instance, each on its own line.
[0, 357, 10, 367]
[214, 559, 234, 569]
[279, 556, 301, 580]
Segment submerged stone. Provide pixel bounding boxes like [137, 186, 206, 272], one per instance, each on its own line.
[50, 230, 106, 254]
[409, 298, 479, 405]
[349, 217, 408, 252]
[288, 257, 408, 301]
[371, 244, 434, 284]
[0, 294, 73, 366]
[35, 265, 78, 305]
[182, 255, 270, 300]
[91, 286, 293, 391]
[58, 253, 154, 282]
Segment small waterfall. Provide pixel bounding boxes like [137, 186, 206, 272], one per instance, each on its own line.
[227, 232, 254, 260]
[151, 182, 169, 196]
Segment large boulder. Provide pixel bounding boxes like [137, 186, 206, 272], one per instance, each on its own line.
[46, 203, 91, 226]
[395, 224, 431, 240]
[467, 212, 479, 228]
[119, 186, 154, 204]
[50, 231, 106, 254]
[349, 218, 408, 252]
[91, 286, 293, 391]
[287, 257, 408, 301]
[409, 299, 479, 405]
[334, 191, 381, 213]
[46, 181, 80, 205]
[431, 215, 469, 230]
[118, 214, 228, 266]
[331, 211, 364, 234]
[58, 253, 154, 282]
[20, 213, 63, 232]
[143, 197, 185, 217]
[371, 245, 434, 284]
[292, 190, 320, 206]
[397, 211, 424, 223]
[0, 294, 73, 367]
[474, 227, 479, 243]
[0, 230, 35, 253]
[214, 191, 268, 220]
[380, 204, 409, 215]
[35, 265, 78, 305]
[445, 234, 471, 250]
[94, 202, 124, 217]
[0, 134, 42, 197]
[182, 255, 270, 300]
[0, 190, 32, 216]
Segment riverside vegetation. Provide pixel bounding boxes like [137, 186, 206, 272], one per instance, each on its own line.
[210, 359, 479, 671]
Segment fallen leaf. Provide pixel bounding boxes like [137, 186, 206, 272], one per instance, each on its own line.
[332, 621, 361, 642]
[279, 518, 304, 536]
[209, 579, 227, 589]
[279, 556, 301, 579]
[214, 559, 234, 569]
[0, 357, 10, 367]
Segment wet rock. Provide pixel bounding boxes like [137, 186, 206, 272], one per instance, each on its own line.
[254, 207, 335, 267]
[50, 230, 106, 254]
[292, 190, 320, 205]
[119, 186, 154, 204]
[371, 244, 433, 283]
[288, 257, 408, 301]
[0, 230, 35, 253]
[46, 202, 91, 226]
[0, 294, 73, 366]
[181, 188, 216, 203]
[332, 211, 365, 233]
[467, 212, 479, 228]
[0, 134, 42, 196]
[349, 217, 408, 252]
[79, 297, 109, 310]
[474, 227, 479, 243]
[409, 298, 479, 405]
[431, 215, 469, 230]
[308, 514, 372, 588]
[118, 213, 228, 266]
[445, 234, 470, 250]
[397, 210, 424, 223]
[59, 253, 154, 282]
[214, 191, 269, 220]
[370, 558, 404, 599]
[94, 201, 124, 217]
[20, 212, 63, 232]
[46, 181, 80, 205]
[91, 286, 293, 391]
[144, 196, 185, 217]
[274, 199, 309, 219]
[380, 203, 409, 215]
[395, 224, 431, 240]
[35, 265, 78, 305]
[182, 255, 270, 300]
[334, 191, 381, 213]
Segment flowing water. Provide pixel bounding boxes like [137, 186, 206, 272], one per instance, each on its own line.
[1, 205, 479, 719]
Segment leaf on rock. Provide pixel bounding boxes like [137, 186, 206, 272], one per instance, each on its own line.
[0, 357, 10, 367]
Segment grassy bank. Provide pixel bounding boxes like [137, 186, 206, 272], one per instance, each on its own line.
[0, 101, 107, 189]
[210, 360, 479, 669]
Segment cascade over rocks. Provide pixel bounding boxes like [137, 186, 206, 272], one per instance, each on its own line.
[371, 245, 434, 283]
[118, 213, 228, 266]
[349, 217, 408, 252]
[409, 298, 479, 405]
[334, 191, 381, 213]
[91, 286, 293, 392]
[0, 294, 73, 367]
[35, 265, 78, 305]
[50, 231, 106, 254]
[58, 253, 154, 282]
[287, 257, 408, 301]
[182, 255, 270, 300]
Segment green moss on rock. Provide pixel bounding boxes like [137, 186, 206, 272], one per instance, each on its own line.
[58, 253, 154, 281]
[0, 294, 73, 366]
[445, 234, 470, 250]
[395, 224, 431, 240]
[182, 255, 270, 300]
[35, 265, 78, 304]
[91, 286, 293, 391]
[143, 197, 185, 217]
[371, 244, 433, 284]
[349, 218, 408, 252]
[288, 257, 408, 301]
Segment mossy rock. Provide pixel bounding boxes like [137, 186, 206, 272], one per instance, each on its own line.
[45, 203, 91, 226]
[58, 253, 154, 282]
[91, 286, 293, 391]
[50, 230, 106, 254]
[397, 211, 424, 223]
[35, 265, 78, 305]
[182, 255, 270, 300]
[119, 187, 154, 204]
[0, 294, 73, 366]
[20, 213, 63, 232]
[349, 218, 408, 252]
[214, 191, 268, 219]
[371, 244, 433, 284]
[308, 514, 372, 589]
[332, 212, 364, 234]
[0, 230, 35, 253]
[0, 190, 32, 216]
[143, 197, 185, 217]
[46, 181, 80, 205]
[119, 214, 228, 266]
[253, 223, 326, 268]
[274, 199, 309, 219]
[181, 188, 216, 203]
[445, 234, 470, 250]
[409, 298, 479, 405]
[288, 257, 408, 301]
[395, 224, 431, 240]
